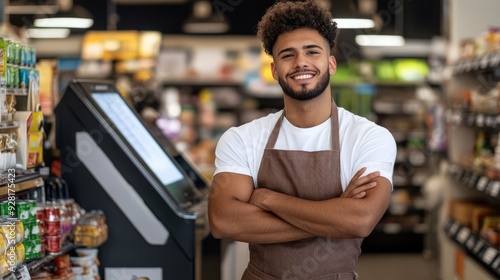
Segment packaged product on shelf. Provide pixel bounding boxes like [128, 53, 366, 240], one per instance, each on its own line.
[72, 210, 108, 247]
[0, 38, 8, 122]
[479, 216, 500, 245]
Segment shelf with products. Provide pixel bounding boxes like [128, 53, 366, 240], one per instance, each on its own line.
[440, 23, 500, 280]
[444, 217, 500, 279]
[446, 162, 500, 199]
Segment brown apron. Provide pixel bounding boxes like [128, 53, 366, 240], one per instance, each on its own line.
[242, 101, 362, 280]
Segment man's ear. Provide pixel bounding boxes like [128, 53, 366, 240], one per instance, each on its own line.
[329, 55, 337, 75]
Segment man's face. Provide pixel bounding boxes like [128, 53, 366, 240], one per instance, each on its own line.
[271, 28, 336, 101]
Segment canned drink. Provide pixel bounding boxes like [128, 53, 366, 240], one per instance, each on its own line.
[4, 39, 11, 64]
[22, 240, 32, 261]
[15, 201, 30, 221]
[30, 220, 40, 241]
[31, 238, 41, 258]
[44, 207, 60, 221]
[35, 206, 45, 221]
[5, 65, 11, 89]
[20, 44, 27, 66]
[30, 46, 36, 68]
[45, 220, 60, 236]
[20, 67, 29, 89]
[46, 235, 60, 254]
[26, 200, 36, 222]
[0, 201, 14, 217]
[23, 221, 31, 241]
[12, 65, 19, 89]
[38, 219, 46, 238]
[13, 42, 20, 65]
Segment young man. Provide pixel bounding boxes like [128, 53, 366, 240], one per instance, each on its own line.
[208, 0, 396, 279]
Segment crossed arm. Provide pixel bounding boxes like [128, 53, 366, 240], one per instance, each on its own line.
[208, 168, 391, 244]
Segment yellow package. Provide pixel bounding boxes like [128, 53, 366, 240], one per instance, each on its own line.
[27, 131, 43, 168]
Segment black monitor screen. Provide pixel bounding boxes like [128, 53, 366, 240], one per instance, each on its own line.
[91, 92, 198, 209]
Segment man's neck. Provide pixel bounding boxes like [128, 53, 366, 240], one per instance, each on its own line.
[282, 92, 332, 128]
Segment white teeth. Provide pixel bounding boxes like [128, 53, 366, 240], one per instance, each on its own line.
[293, 74, 313, 80]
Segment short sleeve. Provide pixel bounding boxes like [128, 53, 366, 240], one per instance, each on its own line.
[213, 128, 252, 177]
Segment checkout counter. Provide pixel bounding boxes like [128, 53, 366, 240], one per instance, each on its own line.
[54, 80, 220, 280]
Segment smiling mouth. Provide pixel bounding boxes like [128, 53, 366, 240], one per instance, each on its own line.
[292, 74, 314, 80]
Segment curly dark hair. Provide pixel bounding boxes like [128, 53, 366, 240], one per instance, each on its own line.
[257, 0, 338, 56]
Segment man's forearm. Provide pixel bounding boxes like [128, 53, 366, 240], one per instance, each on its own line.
[209, 197, 315, 243]
[252, 178, 391, 238]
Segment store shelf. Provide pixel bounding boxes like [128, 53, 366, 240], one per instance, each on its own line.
[6, 88, 28, 96]
[447, 109, 500, 130]
[0, 242, 76, 280]
[444, 217, 500, 278]
[452, 52, 500, 75]
[0, 171, 44, 200]
[26, 242, 76, 273]
[446, 163, 500, 199]
[0, 122, 19, 130]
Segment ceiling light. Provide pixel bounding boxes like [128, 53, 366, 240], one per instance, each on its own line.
[183, 1, 229, 34]
[330, 0, 377, 30]
[27, 28, 70, 39]
[34, 5, 94, 29]
[355, 35, 405, 46]
[333, 18, 375, 29]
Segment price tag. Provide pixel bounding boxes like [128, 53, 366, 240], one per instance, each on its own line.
[457, 227, 471, 244]
[477, 176, 489, 191]
[476, 114, 485, 127]
[491, 256, 500, 270]
[17, 265, 30, 280]
[486, 115, 496, 128]
[487, 181, 500, 196]
[466, 234, 477, 250]
[473, 240, 485, 254]
[468, 173, 479, 188]
[495, 115, 500, 128]
[449, 221, 460, 236]
[489, 181, 500, 197]
[482, 247, 498, 265]
[466, 113, 476, 126]
[461, 171, 471, 186]
[481, 55, 490, 69]
[492, 53, 500, 68]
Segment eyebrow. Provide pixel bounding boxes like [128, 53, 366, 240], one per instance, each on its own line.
[277, 44, 324, 56]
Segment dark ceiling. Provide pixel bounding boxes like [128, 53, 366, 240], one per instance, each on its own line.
[9, 0, 441, 39]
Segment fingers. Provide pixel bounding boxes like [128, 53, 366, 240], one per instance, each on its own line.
[342, 169, 381, 199]
[349, 181, 377, 197]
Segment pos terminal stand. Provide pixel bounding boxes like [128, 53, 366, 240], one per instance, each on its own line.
[54, 80, 220, 280]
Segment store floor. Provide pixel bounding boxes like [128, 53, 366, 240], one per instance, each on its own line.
[355, 253, 440, 280]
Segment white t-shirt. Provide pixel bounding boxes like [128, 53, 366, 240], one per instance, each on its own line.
[214, 107, 396, 190]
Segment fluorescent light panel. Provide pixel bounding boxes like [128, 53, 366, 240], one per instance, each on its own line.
[27, 28, 70, 39]
[355, 35, 405, 46]
[34, 17, 94, 29]
[333, 18, 375, 29]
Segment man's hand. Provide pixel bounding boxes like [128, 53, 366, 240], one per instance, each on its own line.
[341, 167, 380, 199]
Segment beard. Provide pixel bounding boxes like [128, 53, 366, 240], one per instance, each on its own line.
[278, 69, 330, 101]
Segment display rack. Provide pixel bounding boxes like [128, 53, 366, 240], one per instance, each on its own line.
[0, 170, 44, 199]
[442, 43, 500, 279]
[445, 218, 500, 278]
